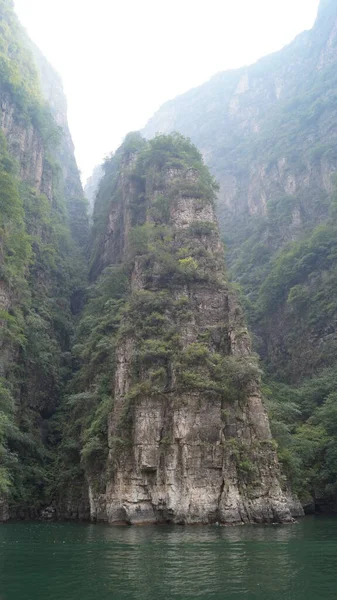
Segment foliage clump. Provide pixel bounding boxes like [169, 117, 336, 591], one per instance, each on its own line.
[0, 0, 88, 514]
[57, 133, 259, 496]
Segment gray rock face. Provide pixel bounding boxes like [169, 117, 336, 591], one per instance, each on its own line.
[29, 40, 88, 248]
[0, 11, 87, 520]
[56, 486, 91, 522]
[86, 149, 301, 525]
[100, 394, 293, 525]
[0, 96, 46, 193]
[141, 0, 337, 384]
[84, 164, 103, 216]
[142, 1, 337, 234]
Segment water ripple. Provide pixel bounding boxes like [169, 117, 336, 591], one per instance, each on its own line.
[0, 518, 337, 600]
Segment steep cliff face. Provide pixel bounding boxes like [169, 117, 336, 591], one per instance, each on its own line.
[84, 164, 103, 216]
[61, 133, 300, 525]
[0, 0, 87, 519]
[143, 2, 337, 372]
[144, 1, 337, 235]
[142, 0, 337, 509]
[29, 41, 89, 249]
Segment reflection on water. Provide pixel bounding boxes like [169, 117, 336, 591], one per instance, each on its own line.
[0, 517, 337, 599]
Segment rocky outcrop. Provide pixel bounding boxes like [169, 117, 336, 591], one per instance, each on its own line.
[83, 136, 299, 525]
[143, 0, 337, 233]
[0, 0, 88, 521]
[84, 164, 103, 216]
[29, 41, 89, 249]
[142, 0, 337, 385]
[0, 96, 47, 193]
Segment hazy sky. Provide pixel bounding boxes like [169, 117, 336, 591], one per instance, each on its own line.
[14, 0, 320, 182]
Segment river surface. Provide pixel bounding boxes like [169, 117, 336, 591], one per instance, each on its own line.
[0, 517, 337, 599]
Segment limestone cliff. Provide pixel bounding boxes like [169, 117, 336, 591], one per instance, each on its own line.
[142, 0, 337, 508]
[63, 133, 300, 524]
[84, 164, 103, 216]
[0, 0, 87, 519]
[29, 40, 89, 249]
[143, 0, 337, 236]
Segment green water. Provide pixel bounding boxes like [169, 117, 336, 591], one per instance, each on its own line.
[0, 518, 336, 599]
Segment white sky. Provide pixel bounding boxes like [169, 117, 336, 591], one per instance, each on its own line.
[14, 0, 320, 182]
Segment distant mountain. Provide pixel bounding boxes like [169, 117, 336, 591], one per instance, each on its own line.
[84, 164, 103, 215]
[143, 0, 337, 510]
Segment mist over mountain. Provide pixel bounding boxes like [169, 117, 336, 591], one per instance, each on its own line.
[143, 0, 337, 509]
[1, 0, 337, 521]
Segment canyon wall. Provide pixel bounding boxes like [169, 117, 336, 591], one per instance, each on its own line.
[63, 134, 301, 524]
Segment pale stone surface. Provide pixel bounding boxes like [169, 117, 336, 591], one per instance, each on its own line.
[142, 2, 337, 238]
[0, 97, 46, 193]
[170, 197, 215, 229]
[86, 163, 301, 525]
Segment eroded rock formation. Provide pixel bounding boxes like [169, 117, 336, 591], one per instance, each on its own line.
[0, 0, 87, 521]
[73, 134, 300, 524]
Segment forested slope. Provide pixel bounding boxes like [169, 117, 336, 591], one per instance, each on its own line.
[143, 0, 337, 509]
[0, 0, 87, 519]
[55, 133, 298, 524]
[2, 0, 337, 518]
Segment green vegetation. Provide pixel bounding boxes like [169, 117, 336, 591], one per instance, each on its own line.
[0, 0, 88, 516]
[56, 134, 258, 495]
[0, 163, 86, 513]
[176, 343, 260, 399]
[142, 0, 337, 510]
[0, 0, 59, 145]
[0, 131, 30, 286]
[224, 173, 337, 508]
[5, 0, 337, 518]
[53, 266, 128, 494]
[265, 368, 337, 504]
